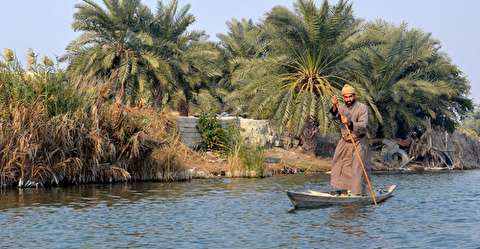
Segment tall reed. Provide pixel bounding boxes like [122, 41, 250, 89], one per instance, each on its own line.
[0, 49, 189, 187]
[225, 121, 266, 177]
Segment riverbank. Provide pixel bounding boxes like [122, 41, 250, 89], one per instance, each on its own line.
[184, 147, 332, 179]
[0, 103, 476, 188]
[182, 146, 469, 180]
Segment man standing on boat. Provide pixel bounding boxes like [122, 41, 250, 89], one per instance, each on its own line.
[329, 84, 370, 196]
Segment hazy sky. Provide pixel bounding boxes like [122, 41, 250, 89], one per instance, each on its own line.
[1, 0, 478, 103]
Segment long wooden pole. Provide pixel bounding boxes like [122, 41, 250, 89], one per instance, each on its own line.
[335, 104, 378, 205]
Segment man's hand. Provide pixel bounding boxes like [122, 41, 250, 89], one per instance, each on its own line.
[331, 95, 339, 113]
[340, 115, 348, 125]
[331, 95, 338, 106]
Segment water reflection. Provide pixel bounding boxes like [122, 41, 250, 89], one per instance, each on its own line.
[0, 177, 318, 211]
[0, 182, 198, 211]
[325, 205, 372, 237]
[0, 174, 332, 211]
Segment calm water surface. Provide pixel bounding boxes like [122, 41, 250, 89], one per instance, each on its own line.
[1, 171, 480, 248]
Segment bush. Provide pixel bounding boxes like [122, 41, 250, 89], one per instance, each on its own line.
[197, 110, 229, 151]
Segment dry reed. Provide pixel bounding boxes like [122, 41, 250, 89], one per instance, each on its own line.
[0, 51, 190, 187]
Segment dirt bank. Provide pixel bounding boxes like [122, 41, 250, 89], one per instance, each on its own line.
[183, 147, 332, 178]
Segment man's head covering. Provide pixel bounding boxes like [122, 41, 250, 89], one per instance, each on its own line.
[341, 84, 356, 96]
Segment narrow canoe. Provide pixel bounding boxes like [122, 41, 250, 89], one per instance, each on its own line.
[286, 185, 397, 209]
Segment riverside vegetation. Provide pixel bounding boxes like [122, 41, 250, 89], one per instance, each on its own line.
[0, 0, 478, 187]
[196, 111, 266, 177]
[0, 50, 189, 187]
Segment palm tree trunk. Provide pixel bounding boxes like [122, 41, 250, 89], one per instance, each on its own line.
[179, 98, 189, 116]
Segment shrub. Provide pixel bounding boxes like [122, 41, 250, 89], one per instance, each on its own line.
[197, 110, 229, 151]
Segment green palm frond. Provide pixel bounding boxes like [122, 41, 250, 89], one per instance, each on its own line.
[348, 21, 472, 137]
[223, 0, 364, 135]
[64, 0, 224, 110]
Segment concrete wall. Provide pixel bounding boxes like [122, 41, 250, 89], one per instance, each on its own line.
[238, 118, 274, 146]
[177, 116, 203, 148]
[177, 116, 274, 148]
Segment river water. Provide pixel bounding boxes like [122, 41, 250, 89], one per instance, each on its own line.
[1, 171, 480, 248]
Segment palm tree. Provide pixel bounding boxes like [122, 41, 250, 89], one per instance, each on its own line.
[217, 18, 269, 113]
[225, 0, 373, 136]
[64, 0, 166, 105]
[349, 22, 473, 138]
[142, 0, 223, 113]
[64, 0, 222, 111]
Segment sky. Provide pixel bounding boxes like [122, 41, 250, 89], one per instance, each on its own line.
[1, 0, 479, 103]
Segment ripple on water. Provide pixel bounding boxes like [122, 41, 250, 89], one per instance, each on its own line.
[1, 171, 480, 248]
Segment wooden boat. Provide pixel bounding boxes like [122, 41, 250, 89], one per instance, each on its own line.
[286, 185, 397, 209]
